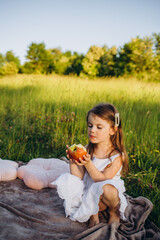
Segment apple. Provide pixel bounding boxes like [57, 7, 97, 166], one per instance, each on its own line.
[68, 144, 87, 162]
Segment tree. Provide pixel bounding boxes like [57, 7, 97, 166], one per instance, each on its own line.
[0, 52, 19, 76]
[153, 33, 160, 55]
[54, 55, 70, 75]
[21, 62, 36, 74]
[25, 42, 54, 74]
[5, 51, 20, 68]
[49, 49, 82, 75]
[98, 46, 118, 76]
[0, 53, 5, 76]
[118, 37, 155, 75]
[0, 53, 4, 64]
[82, 46, 105, 77]
[152, 33, 160, 71]
[1, 62, 18, 75]
[65, 52, 84, 76]
[0, 53, 5, 68]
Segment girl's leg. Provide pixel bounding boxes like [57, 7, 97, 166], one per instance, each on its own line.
[88, 213, 99, 228]
[102, 184, 120, 224]
[88, 196, 107, 227]
[99, 195, 108, 211]
[88, 185, 120, 227]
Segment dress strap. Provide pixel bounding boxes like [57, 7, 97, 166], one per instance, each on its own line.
[110, 153, 121, 162]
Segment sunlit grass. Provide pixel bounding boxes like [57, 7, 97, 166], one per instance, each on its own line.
[0, 74, 159, 226]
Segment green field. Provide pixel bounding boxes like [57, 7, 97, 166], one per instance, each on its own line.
[0, 74, 160, 226]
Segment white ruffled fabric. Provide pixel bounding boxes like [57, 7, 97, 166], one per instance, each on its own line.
[52, 154, 128, 222]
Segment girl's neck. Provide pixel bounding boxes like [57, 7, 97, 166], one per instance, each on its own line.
[93, 142, 114, 159]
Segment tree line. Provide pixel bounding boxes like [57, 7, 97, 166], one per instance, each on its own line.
[0, 33, 160, 81]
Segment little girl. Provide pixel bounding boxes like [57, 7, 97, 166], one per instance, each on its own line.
[52, 103, 129, 227]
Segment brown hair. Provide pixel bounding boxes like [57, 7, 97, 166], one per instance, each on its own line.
[86, 103, 129, 176]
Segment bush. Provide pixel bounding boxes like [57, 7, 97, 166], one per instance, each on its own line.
[0, 62, 18, 76]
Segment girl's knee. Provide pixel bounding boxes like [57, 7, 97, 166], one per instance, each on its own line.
[102, 184, 119, 201]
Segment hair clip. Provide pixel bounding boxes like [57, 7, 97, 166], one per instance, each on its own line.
[115, 113, 120, 127]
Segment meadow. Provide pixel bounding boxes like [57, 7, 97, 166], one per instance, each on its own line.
[0, 74, 160, 227]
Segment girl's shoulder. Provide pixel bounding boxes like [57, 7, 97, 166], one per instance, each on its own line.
[105, 151, 122, 169]
[110, 150, 120, 156]
[110, 150, 121, 157]
[110, 150, 122, 162]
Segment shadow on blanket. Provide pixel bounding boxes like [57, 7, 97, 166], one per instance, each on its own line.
[0, 179, 159, 240]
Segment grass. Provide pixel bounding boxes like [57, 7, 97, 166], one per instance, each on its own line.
[0, 74, 160, 227]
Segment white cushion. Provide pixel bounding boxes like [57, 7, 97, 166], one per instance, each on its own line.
[0, 159, 18, 181]
[17, 158, 70, 190]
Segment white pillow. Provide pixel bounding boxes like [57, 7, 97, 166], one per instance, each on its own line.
[0, 159, 18, 181]
[17, 158, 70, 189]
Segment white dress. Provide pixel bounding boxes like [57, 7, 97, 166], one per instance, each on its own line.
[52, 153, 128, 222]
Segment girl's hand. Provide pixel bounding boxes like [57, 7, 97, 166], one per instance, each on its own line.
[76, 153, 91, 166]
[66, 145, 76, 164]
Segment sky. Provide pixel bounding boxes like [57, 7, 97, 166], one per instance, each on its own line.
[0, 0, 160, 64]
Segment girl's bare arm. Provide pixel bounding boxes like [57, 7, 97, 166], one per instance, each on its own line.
[69, 161, 85, 180]
[77, 154, 122, 182]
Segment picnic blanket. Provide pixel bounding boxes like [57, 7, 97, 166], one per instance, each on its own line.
[0, 178, 160, 239]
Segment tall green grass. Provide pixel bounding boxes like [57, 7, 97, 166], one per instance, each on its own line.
[0, 74, 160, 227]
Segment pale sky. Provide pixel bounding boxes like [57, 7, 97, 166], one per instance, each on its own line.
[0, 0, 160, 64]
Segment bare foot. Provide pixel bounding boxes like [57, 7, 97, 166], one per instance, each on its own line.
[88, 213, 100, 228]
[108, 210, 120, 224]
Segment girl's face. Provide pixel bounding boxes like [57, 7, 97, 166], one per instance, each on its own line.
[87, 113, 114, 145]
